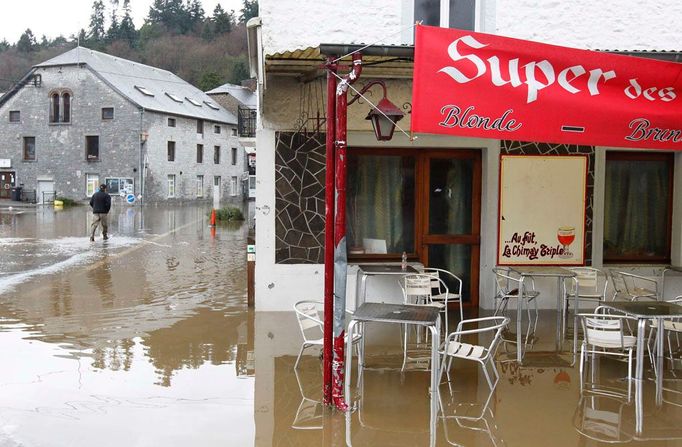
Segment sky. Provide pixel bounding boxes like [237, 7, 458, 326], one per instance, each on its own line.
[0, 0, 245, 43]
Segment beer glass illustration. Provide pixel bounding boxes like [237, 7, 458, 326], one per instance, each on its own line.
[557, 226, 575, 257]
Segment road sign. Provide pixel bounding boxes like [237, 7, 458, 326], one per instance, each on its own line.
[126, 193, 136, 204]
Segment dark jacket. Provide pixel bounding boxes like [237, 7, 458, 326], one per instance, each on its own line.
[90, 191, 111, 214]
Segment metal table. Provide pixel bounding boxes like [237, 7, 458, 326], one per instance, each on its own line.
[354, 264, 419, 308]
[345, 302, 440, 447]
[507, 266, 578, 363]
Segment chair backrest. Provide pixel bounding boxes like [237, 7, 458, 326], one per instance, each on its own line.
[492, 267, 521, 297]
[580, 313, 627, 348]
[423, 267, 463, 296]
[567, 267, 608, 297]
[619, 271, 658, 298]
[447, 316, 510, 359]
[294, 300, 324, 343]
[608, 270, 627, 300]
[402, 274, 446, 305]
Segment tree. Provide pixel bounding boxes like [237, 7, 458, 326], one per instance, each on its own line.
[212, 4, 233, 34]
[239, 0, 257, 24]
[187, 0, 205, 31]
[17, 29, 37, 53]
[107, 0, 121, 42]
[89, 0, 106, 42]
[198, 71, 223, 91]
[118, 0, 139, 46]
[0, 39, 10, 53]
[230, 59, 249, 84]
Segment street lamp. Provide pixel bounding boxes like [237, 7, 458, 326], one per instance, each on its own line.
[350, 80, 405, 141]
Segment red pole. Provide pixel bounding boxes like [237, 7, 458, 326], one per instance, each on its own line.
[332, 53, 362, 411]
[323, 57, 337, 405]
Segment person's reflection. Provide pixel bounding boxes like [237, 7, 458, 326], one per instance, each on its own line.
[86, 254, 115, 309]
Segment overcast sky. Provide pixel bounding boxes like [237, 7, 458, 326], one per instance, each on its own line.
[0, 0, 245, 43]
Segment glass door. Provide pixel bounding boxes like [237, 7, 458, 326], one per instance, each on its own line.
[420, 151, 481, 308]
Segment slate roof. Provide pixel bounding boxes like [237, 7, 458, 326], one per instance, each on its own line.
[206, 83, 257, 108]
[34, 47, 236, 124]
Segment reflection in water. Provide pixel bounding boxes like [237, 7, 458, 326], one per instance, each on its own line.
[0, 204, 254, 446]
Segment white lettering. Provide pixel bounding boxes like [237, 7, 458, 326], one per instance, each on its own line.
[523, 60, 555, 103]
[487, 56, 522, 87]
[557, 66, 586, 94]
[439, 35, 489, 83]
[659, 87, 677, 102]
[587, 69, 616, 96]
[624, 79, 642, 99]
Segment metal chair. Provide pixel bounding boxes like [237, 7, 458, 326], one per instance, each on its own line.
[438, 316, 510, 419]
[579, 309, 636, 401]
[423, 267, 464, 322]
[492, 267, 539, 348]
[611, 271, 658, 301]
[562, 267, 609, 333]
[573, 395, 632, 443]
[400, 273, 450, 370]
[293, 300, 362, 370]
[291, 366, 324, 430]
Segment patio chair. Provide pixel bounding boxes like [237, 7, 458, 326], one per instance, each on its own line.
[401, 273, 450, 370]
[579, 309, 636, 401]
[423, 267, 464, 322]
[291, 366, 324, 430]
[293, 300, 362, 370]
[562, 267, 609, 333]
[647, 295, 682, 379]
[492, 267, 539, 347]
[612, 271, 658, 301]
[438, 316, 510, 419]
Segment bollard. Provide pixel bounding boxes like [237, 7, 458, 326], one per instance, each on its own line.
[209, 208, 216, 227]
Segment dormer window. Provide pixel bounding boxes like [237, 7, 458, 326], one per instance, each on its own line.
[49, 90, 72, 124]
[135, 85, 154, 97]
[165, 92, 183, 103]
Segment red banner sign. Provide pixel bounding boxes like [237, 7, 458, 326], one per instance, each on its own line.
[411, 25, 682, 150]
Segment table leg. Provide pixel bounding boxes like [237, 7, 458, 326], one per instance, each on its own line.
[517, 278, 524, 363]
[572, 277, 579, 365]
[656, 318, 664, 406]
[635, 318, 646, 436]
[428, 319, 440, 447]
[556, 277, 562, 352]
[345, 320, 358, 407]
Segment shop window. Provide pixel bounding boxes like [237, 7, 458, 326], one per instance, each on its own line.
[105, 177, 134, 195]
[101, 107, 114, 120]
[9, 111, 20, 123]
[214, 146, 220, 164]
[86, 136, 99, 161]
[604, 151, 673, 263]
[23, 136, 36, 161]
[347, 153, 416, 255]
[167, 141, 176, 162]
[197, 144, 203, 163]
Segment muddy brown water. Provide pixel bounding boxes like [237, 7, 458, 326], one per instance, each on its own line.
[1, 205, 681, 446]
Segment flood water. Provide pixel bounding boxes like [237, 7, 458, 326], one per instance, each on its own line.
[1, 204, 682, 446]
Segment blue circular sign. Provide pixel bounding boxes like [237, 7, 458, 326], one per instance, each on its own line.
[126, 194, 136, 204]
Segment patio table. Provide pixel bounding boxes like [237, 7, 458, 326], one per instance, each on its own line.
[354, 264, 419, 308]
[507, 266, 578, 363]
[345, 302, 440, 447]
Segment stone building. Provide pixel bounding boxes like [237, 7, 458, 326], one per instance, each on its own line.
[0, 47, 246, 203]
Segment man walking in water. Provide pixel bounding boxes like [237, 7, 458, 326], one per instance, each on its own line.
[89, 184, 111, 241]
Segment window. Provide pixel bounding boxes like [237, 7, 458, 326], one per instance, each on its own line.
[86, 174, 99, 196]
[23, 136, 36, 161]
[231, 147, 238, 165]
[204, 101, 220, 110]
[214, 125, 221, 134]
[231, 176, 238, 196]
[86, 136, 99, 161]
[135, 85, 154, 97]
[186, 97, 201, 106]
[49, 91, 72, 123]
[214, 176, 221, 187]
[168, 174, 176, 198]
[168, 117, 176, 127]
[167, 141, 176, 162]
[214, 146, 220, 164]
[196, 144, 203, 163]
[101, 107, 114, 120]
[9, 111, 20, 123]
[165, 92, 183, 103]
[604, 152, 674, 263]
[414, 0, 477, 30]
[196, 175, 204, 197]
[231, 128, 237, 136]
[197, 119, 204, 134]
[105, 178, 134, 195]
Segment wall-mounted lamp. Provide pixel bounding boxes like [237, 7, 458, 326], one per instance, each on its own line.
[350, 80, 405, 141]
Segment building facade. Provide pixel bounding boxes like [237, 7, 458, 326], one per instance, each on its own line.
[0, 47, 245, 203]
[249, 0, 682, 312]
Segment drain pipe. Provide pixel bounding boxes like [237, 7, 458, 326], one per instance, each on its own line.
[331, 52, 362, 411]
[323, 56, 337, 405]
